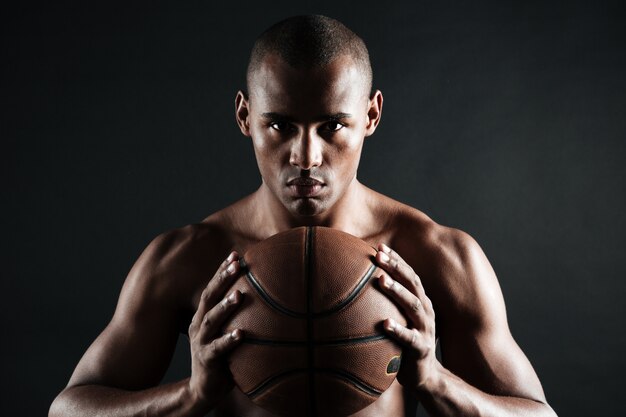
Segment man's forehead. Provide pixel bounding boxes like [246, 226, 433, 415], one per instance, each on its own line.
[248, 53, 368, 113]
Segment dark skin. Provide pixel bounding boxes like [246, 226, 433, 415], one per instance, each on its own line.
[49, 53, 557, 417]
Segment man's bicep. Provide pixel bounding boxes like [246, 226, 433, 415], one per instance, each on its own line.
[67, 234, 183, 390]
[67, 312, 180, 390]
[440, 324, 546, 402]
[436, 231, 546, 402]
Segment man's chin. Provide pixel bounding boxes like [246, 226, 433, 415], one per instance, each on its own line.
[288, 197, 327, 218]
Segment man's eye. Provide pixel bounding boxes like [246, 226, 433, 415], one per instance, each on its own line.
[270, 121, 290, 131]
[323, 121, 344, 132]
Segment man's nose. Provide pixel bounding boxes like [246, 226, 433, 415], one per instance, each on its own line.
[289, 129, 323, 170]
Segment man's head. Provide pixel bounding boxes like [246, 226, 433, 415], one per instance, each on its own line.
[236, 15, 383, 220]
[246, 15, 373, 98]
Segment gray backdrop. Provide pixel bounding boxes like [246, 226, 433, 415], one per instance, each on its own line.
[3, 1, 625, 416]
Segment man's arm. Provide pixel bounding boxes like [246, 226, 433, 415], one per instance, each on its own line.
[49, 230, 244, 417]
[375, 231, 557, 417]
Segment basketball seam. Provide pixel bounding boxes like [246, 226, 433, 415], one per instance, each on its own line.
[246, 368, 308, 398]
[305, 226, 316, 417]
[242, 333, 390, 346]
[245, 368, 383, 399]
[238, 260, 378, 319]
[317, 368, 383, 397]
[239, 258, 304, 318]
[312, 263, 377, 317]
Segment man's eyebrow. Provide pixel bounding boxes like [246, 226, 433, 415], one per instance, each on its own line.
[260, 112, 353, 121]
[261, 112, 292, 121]
[320, 113, 353, 121]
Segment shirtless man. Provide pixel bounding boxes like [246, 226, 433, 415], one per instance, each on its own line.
[49, 15, 557, 417]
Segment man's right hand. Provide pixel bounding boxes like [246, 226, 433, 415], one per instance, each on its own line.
[187, 251, 244, 409]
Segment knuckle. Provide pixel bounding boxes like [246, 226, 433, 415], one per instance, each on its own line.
[219, 269, 228, 282]
[410, 330, 419, 347]
[209, 340, 219, 360]
[411, 299, 422, 313]
[390, 258, 399, 269]
[213, 334, 230, 357]
[412, 275, 421, 288]
[388, 250, 400, 266]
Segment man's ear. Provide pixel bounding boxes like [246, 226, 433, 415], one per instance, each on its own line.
[235, 91, 251, 137]
[364, 90, 383, 137]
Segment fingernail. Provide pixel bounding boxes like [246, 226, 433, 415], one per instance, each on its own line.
[227, 252, 237, 262]
[381, 244, 391, 254]
[386, 318, 396, 332]
[227, 291, 237, 303]
[231, 329, 241, 340]
[379, 252, 390, 264]
[227, 262, 236, 274]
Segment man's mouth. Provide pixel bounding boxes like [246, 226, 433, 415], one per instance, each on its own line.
[287, 177, 325, 197]
[287, 177, 324, 186]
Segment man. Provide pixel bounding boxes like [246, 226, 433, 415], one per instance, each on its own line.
[49, 15, 557, 417]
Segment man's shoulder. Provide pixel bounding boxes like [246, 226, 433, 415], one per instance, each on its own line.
[383, 198, 488, 294]
[122, 222, 233, 305]
[143, 222, 229, 270]
[139, 192, 263, 279]
[392, 204, 500, 322]
[376, 194, 475, 260]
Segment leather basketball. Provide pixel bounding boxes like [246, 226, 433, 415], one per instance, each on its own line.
[224, 226, 406, 417]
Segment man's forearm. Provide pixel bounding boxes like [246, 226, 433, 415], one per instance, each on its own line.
[417, 364, 557, 417]
[49, 378, 210, 417]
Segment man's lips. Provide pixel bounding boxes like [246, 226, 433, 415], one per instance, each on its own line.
[287, 177, 324, 186]
[286, 177, 325, 197]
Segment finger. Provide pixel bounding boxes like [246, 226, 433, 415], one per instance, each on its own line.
[198, 290, 242, 344]
[379, 275, 426, 326]
[383, 318, 424, 351]
[199, 328, 244, 365]
[376, 244, 432, 314]
[376, 244, 419, 291]
[190, 251, 240, 334]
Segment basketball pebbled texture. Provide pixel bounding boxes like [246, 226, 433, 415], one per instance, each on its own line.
[223, 226, 407, 417]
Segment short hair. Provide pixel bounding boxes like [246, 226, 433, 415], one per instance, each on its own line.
[246, 15, 373, 96]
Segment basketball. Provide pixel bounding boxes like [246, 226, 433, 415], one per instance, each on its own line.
[223, 226, 407, 416]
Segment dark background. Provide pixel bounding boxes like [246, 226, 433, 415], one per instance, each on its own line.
[3, 1, 625, 416]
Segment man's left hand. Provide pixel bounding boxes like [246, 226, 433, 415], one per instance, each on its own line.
[376, 243, 441, 392]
